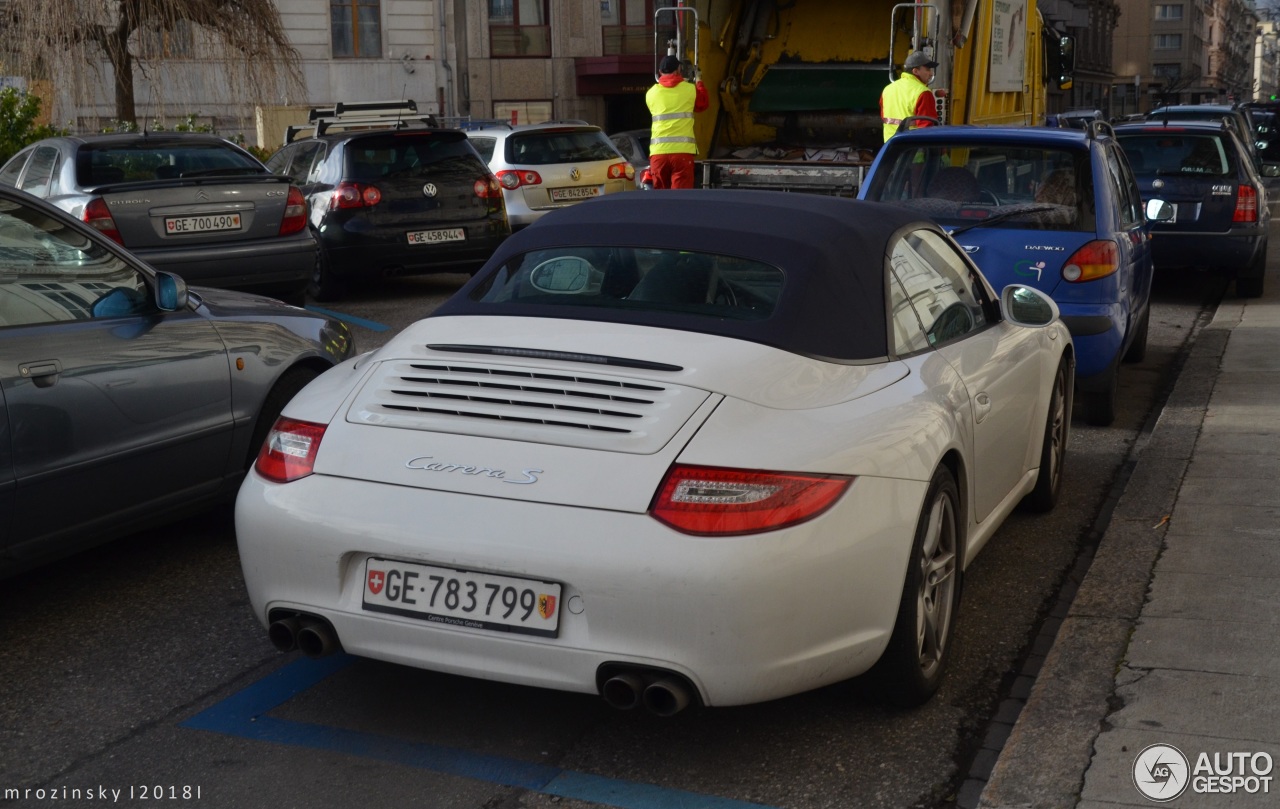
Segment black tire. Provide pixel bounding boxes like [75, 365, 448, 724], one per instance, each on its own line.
[1236, 244, 1266, 299]
[871, 466, 962, 708]
[1237, 272, 1265, 298]
[245, 367, 321, 469]
[1122, 308, 1149, 364]
[1022, 355, 1072, 512]
[308, 243, 346, 302]
[1078, 367, 1117, 427]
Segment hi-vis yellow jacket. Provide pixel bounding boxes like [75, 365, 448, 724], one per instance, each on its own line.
[647, 76, 709, 156]
[880, 72, 938, 143]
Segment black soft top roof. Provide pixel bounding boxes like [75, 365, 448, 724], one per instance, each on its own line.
[438, 190, 933, 361]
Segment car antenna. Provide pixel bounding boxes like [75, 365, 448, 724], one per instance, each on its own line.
[396, 85, 407, 128]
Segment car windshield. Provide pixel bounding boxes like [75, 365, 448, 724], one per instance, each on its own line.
[506, 130, 619, 165]
[76, 141, 264, 184]
[864, 143, 1095, 232]
[468, 246, 782, 321]
[1116, 133, 1232, 177]
[343, 133, 481, 181]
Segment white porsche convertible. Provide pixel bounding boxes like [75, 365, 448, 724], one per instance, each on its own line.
[236, 190, 1073, 713]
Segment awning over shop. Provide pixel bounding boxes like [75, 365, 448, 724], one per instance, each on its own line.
[575, 56, 653, 95]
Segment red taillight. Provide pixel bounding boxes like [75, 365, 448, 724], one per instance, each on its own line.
[473, 176, 503, 198]
[331, 181, 382, 210]
[83, 198, 122, 244]
[1233, 184, 1258, 222]
[254, 417, 326, 483]
[495, 169, 542, 189]
[279, 186, 307, 235]
[1061, 239, 1119, 283]
[650, 464, 852, 536]
[607, 162, 635, 180]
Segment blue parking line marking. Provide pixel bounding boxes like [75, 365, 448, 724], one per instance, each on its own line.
[304, 305, 392, 332]
[183, 656, 778, 809]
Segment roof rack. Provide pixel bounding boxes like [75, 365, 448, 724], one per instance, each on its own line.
[284, 100, 441, 144]
[1084, 119, 1115, 140]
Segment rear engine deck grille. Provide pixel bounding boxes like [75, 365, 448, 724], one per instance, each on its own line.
[350, 361, 708, 450]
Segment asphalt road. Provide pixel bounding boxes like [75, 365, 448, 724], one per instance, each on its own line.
[0, 265, 1227, 809]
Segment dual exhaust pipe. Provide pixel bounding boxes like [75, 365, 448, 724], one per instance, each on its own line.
[600, 670, 696, 716]
[268, 612, 340, 658]
[268, 614, 694, 715]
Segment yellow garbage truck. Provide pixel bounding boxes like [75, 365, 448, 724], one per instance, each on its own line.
[663, 0, 1075, 194]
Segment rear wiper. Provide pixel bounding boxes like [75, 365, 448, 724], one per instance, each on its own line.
[948, 205, 1059, 236]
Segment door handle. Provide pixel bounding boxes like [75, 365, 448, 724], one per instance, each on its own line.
[19, 359, 61, 388]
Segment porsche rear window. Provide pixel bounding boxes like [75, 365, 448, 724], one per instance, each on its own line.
[468, 247, 782, 321]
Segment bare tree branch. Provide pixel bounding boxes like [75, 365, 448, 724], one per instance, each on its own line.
[3, 0, 305, 128]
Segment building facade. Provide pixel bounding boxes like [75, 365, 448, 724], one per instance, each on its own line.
[1112, 0, 1259, 115]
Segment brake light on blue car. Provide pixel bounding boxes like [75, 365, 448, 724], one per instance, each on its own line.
[1233, 185, 1259, 223]
[1062, 240, 1119, 283]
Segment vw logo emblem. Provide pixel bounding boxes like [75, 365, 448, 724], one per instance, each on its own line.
[1152, 179, 1165, 190]
[422, 183, 438, 197]
[569, 168, 581, 181]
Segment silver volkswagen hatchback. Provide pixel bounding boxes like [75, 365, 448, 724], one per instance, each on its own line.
[0, 133, 315, 304]
[465, 122, 635, 229]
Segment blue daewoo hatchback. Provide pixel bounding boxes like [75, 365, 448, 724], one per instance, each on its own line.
[860, 124, 1153, 426]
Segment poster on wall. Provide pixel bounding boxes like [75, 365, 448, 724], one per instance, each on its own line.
[989, 0, 1028, 92]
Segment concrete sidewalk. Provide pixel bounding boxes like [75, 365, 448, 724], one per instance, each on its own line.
[977, 260, 1280, 808]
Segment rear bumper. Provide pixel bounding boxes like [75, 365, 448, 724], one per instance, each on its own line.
[322, 220, 508, 278]
[1057, 301, 1124, 380]
[135, 233, 315, 292]
[1150, 229, 1265, 276]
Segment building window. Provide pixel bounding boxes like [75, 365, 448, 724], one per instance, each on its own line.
[1154, 4, 1184, 21]
[1153, 63, 1182, 80]
[332, 0, 382, 58]
[602, 0, 654, 56]
[1154, 34, 1183, 50]
[490, 0, 551, 57]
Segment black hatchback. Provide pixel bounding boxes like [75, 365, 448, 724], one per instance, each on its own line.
[266, 129, 511, 301]
[1114, 119, 1269, 297]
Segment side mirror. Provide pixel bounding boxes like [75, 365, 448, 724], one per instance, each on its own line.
[155, 271, 189, 311]
[1000, 285, 1060, 327]
[1145, 198, 1175, 222]
[1057, 35, 1076, 91]
[1265, 164, 1280, 178]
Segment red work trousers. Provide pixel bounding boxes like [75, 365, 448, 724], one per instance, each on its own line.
[649, 153, 697, 189]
